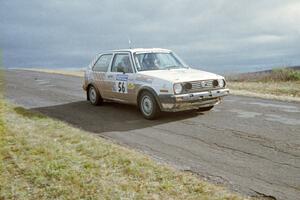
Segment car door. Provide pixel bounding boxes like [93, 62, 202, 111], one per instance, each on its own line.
[91, 53, 113, 99]
[105, 52, 136, 102]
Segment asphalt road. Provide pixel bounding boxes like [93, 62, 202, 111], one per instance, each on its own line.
[4, 70, 300, 200]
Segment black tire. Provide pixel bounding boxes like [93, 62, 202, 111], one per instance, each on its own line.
[88, 85, 102, 105]
[139, 91, 161, 120]
[197, 106, 214, 112]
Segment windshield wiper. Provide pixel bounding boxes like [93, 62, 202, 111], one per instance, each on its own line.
[164, 65, 181, 70]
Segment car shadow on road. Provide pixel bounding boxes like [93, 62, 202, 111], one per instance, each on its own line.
[32, 101, 202, 134]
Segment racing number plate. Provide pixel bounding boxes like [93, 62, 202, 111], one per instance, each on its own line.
[115, 81, 128, 93]
[114, 74, 128, 94]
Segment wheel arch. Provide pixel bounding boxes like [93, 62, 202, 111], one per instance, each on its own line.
[137, 86, 162, 110]
[86, 83, 101, 101]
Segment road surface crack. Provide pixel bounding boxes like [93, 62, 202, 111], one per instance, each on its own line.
[153, 125, 300, 169]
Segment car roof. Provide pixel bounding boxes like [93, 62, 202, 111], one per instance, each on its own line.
[99, 48, 172, 54]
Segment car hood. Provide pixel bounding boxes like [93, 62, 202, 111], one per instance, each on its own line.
[138, 68, 223, 83]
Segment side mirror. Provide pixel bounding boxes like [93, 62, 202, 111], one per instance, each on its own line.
[117, 66, 125, 73]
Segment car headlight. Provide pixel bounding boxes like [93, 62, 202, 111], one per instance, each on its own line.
[173, 83, 183, 94]
[212, 80, 219, 87]
[218, 79, 225, 87]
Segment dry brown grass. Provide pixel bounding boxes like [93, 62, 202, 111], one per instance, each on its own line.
[227, 68, 300, 82]
[228, 81, 300, 100]
[20, 68, 84, 77]
[227, 68, 300, 102]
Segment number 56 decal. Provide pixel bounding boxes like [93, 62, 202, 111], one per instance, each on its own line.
[115, 81, 128, 93]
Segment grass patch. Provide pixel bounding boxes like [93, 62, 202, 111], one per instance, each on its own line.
[0, 100, 5, 137]
[227, 68, 300, 100]
[228, 81, 300, 98]
[0, 100, 248, 199]
[14, 107, 47, 119]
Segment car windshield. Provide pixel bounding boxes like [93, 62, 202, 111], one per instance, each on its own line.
[134, 52, 188, 71]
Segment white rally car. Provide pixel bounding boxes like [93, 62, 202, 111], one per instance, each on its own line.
[83, 48, 229, 119]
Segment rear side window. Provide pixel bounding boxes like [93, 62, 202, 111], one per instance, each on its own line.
[93, 54, 113, 72]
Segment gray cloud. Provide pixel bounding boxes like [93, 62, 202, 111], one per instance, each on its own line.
[1, 0, 300, 73]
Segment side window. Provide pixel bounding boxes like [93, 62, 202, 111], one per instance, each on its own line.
[111, 54, 133, 73]
[93, 54, 113, 72]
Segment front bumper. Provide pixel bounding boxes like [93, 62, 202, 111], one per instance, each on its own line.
[158, 88, 229, 112]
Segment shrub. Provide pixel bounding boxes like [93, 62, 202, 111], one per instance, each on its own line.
[227, 68, 300, 82]
[271, 68, 300, 81]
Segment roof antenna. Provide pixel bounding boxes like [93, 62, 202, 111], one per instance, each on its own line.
[128, 37, 132, 49]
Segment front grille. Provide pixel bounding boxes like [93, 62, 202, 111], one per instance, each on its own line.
[184, 80, 217, 93]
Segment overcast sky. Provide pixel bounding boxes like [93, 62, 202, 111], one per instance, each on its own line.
[1, 0, 300, 73]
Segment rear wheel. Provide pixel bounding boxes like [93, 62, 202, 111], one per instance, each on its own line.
[139, 91, 160, 120]
[197, 106, 214, 112]
[88, 85, 102, 105]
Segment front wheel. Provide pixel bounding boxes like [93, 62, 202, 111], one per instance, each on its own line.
[139, 91, 161, 120]
[88, 85, 102, 105]
[197, 106, 214, 112]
